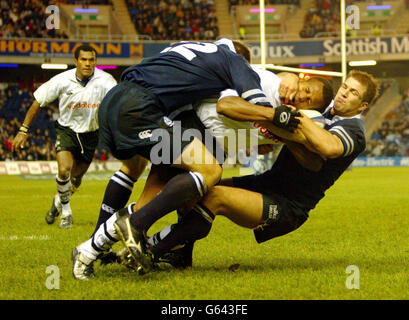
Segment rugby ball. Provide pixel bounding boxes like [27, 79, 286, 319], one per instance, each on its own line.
[300, 109, 325, 128]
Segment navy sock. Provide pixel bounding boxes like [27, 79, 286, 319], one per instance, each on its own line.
[92, 170, 136, 235]
[148, 203, 215, 256]
[130, 171, 207, 232]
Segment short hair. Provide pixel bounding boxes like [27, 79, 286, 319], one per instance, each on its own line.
[308, 77, 334, 112]
[347, 70, 379, 105]
[74, 45, 97, 59]
[232, 40, 251, 63]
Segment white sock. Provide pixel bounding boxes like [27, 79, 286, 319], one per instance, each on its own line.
[80, 213, 119, 259]
[56, 175, 72, 217]
[54, 194, 61, 209]
[61, 203, 72, 217]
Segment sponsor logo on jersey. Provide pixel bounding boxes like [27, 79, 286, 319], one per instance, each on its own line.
[163, 116, 174, 127]
[252, 122, 278, 141]
[67, 102, 100, 109]
[268, 205, 279, 220]
[138, 130, 152, 139]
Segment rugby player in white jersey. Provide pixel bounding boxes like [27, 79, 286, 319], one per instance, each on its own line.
[12, 45, 119, 229]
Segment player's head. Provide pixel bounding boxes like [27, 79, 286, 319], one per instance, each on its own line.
[293, 77, 334, 112]
[333, 70, 379, 116]
[74, 45, 97, 79]
[232, 40, 251, 63]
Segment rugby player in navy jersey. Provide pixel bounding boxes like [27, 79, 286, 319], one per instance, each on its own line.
[71, 38, 301, 279]
[141, 70, 379, 270]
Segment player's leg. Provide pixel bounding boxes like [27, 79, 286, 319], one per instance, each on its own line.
[92, 154, 148, 234]
[73, 155, 148, 278]
[128, 137, 222, 231]
[45, 150, 75, 227]
[69, 159, 91, 195]
[148, 185, 263, 258]
[114, 136, 222, 273]
[56, 151, 76, 229]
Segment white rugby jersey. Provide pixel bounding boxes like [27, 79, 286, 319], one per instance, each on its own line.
[194, 65, 282, 150]
[34, 68, 117, 133]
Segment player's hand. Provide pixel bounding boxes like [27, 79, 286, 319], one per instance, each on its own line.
[272, 105, 301, 132]
[12, 132, 28, 151]
[279, 73, 298, 104]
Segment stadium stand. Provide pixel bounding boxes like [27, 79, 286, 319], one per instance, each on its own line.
[0, 82, 116, 161]
[126, 0, 219, 40]
[365, 88, 409, 157]
[300, 0, 409, 39]
[0, 0, 69, 39]
[0, 84, 57, 161]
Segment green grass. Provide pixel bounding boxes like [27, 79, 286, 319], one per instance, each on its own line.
[0, 167, 408, 300]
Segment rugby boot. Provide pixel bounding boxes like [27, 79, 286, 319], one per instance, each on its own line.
[45, 195, 61, 224]
[113, 211, 153, 274]
[72, 247, 95, 280]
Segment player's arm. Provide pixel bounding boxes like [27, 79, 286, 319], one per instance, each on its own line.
[281, 139, 324, 172]
[297, 114, 344, 159]
[252, 120, 324, 171]
[217, 96, 275, 121]
[12, 100, 41, 151]
[217, 96, 299, 130]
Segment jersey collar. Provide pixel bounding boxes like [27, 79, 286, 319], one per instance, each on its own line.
[75, 70, 95, 87]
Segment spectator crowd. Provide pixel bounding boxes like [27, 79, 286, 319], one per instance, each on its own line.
[364, 88, 409, 157]
[126, 0, 219, 40]
[299, 0, 341, 38]
[0, 84, 112, 161]
[0, 0, 68, 39]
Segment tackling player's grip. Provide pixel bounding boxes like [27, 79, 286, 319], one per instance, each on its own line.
[272, 105, 301, 132]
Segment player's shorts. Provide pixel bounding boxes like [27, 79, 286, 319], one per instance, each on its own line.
[98, 81, 224, 164]
[54, 121, 98, 164]
[232, 174, 308, 244]
[173, 108, 226, 165]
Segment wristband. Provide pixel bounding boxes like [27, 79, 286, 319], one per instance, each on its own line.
[19, 126, 29, 134]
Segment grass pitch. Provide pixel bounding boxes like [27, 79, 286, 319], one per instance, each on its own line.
[0, 167, 408, 300]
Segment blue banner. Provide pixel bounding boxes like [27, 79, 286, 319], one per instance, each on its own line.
[352, 157, 409, 167]
[248, 35, 409, 59]
[1, 36, 408, 59]
[0, 39, 169, 59]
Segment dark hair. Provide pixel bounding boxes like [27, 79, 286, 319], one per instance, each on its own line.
[309, 77, 334, 112]
[74, 45, 97, 59]
[232, 40, 251, 63]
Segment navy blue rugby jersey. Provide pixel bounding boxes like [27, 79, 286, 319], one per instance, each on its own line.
[260, 111, 366, 214]
[120, 40, 271, 113]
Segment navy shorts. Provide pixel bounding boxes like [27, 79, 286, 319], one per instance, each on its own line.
[232, 174, 308, 243]
[98, 81, 224, 163]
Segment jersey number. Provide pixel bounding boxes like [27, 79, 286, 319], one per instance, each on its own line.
[161, 42, 218, 61]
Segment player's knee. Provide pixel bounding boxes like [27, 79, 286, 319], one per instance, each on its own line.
[201, 186, 225, 214]
[198, 164, 222, 189]
[58, 166, 71, 181]
[120, 157, 148, 180]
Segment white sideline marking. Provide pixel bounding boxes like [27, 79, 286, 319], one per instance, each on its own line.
[0, 235, 50, 241]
